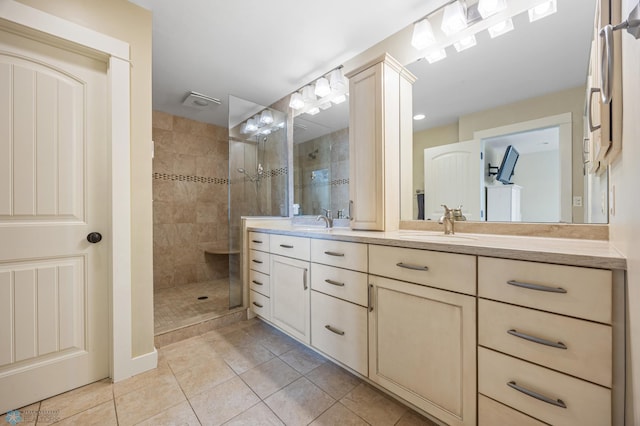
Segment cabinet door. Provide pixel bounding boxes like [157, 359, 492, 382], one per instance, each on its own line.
[369, 276, 476, 426]
[270, 255, 310, 344]
[349, 62, 384, 230]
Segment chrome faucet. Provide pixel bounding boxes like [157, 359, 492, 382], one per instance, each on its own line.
[316, 209, 333, 228]
[439, 205, 466, 235]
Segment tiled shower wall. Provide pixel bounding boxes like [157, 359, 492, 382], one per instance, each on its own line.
[152, 111, 229, 290]
[294, 128, 349, 216]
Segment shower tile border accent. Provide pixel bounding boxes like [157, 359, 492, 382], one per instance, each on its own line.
[153, 172, 229, 185]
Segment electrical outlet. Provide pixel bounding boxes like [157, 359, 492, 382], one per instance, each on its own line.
[573, 196, 583, 207]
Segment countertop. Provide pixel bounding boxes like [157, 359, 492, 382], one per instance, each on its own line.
[246, 223, 626, 270]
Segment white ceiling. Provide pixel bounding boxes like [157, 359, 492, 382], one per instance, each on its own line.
[129, 0, 446, 128]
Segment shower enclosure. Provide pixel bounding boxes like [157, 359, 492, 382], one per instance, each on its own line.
[228, 95, 289, 307]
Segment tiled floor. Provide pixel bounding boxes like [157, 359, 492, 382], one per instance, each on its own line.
[154, 279, 231, 334]
[9, 318, 439, 425]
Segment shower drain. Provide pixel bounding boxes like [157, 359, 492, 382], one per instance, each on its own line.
[197, 296, 208, 300]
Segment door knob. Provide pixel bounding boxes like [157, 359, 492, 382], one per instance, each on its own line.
[87, 232, 102, 243]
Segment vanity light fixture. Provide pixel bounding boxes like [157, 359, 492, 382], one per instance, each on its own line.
[319, 101, 332, 110]
[260, 109, 274, 125]
[441, 1, 468, 36]
[411, 18, 437, 50]
[488, 18, 514, 38]
[477, 0, 507, 19]
[528, 0, 557, 22]
[301, 85, 317, 103]
[245, 118, 258, 132]
[315, 77, 331, 98]
[332, 94, 347, 104]
[454, 34, 477, 52]
[329, 68, 346, 92]
[413, 113, 426, 120]
[289, 92, 304, 110]
[425, 48, 447, 64]
[307, 107, 320, 116]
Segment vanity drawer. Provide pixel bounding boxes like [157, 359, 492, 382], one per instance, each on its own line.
[478, 394, 546, 426]
[478, 257, 612, 323]
[249, 249, 270, 274]
[311, 290, 368, 376]
[311, 263, 368, 306]
[248, 232, 270, 251]
[479, 299, 612, 387]
[250, 290, 270, 320]
[310, 239, 368, 272]
[270, 234, 310, 260]
[249, 269, 270, 297]
[479, 347, 611, 426]
[369, 244, 476, 295]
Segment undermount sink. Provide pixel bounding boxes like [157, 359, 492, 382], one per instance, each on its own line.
[396, 232, 477, 242]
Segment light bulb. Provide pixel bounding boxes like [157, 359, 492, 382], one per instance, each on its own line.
[314, 77, 331, 98]
[307, 107, 320, 116]
[411, 19, 436, 50]
[528, 0, 557, 22]
[245, 118, 257, 132]
[332, 94, 347, 104]
[488, 18, 514, 38]
[329, 69, 346, 92]
[289, 92, 304, 110]
[301, 85, 316, 103]
[477, 0, 506, 19]
[425, 49, 447, 64]
[454, 35, 477, 52]
[260, 110, 274, 125]
[441, 1, 467, 36]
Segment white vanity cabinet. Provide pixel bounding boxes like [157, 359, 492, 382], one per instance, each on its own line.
[248, 232, 271, 320]
[368, 245, 477, 426]
[269, 235, 311, 344]
[310, 239, 369, 375]
[478, 256, 615, 426]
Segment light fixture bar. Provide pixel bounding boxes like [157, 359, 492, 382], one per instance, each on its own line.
[186, 91, 221, 105]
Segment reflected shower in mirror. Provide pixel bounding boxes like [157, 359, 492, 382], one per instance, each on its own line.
[292, 98, 349, 218]
[406, 0, 606, 223]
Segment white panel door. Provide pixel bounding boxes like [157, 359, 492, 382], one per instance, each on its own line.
[0, 26, 109, 413]
[424, 140, 483, 221]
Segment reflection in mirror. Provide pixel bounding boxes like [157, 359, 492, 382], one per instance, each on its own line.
[293, 101, 349, 218]
[406, 0, 606, 223]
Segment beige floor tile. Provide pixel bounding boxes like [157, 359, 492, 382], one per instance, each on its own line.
[174, 356, 236, 398]
[135, 401, 200, 426]
[395, 410, 440, 426]
[38, 379, 113, 424]
[243, 322, 301, 356]
[113, 361, 175, 398]
[222, 402, 284, 426]
[240, 357, 301, 399]
[202, 329, 255, 352]
[214, 341, 275, 374]
[114, 376, 186, 426]
[164, 342, 222, 374]
[309, 402, 370, 426]
[340, 383, 407, 426]
[189, 376, 260, 425]
[51, 400, 117, 426]
[264, 377, 335, 426]
[279, 346, 326, 374]
[306, 362, 362, 399]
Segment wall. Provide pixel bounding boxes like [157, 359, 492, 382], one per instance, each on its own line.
[515, 150, 560, 222]
[294, 128, 350, 217]
[152, 111, 229, 290]
[16, 0, 154, 357]
[609, 0, 640, 421]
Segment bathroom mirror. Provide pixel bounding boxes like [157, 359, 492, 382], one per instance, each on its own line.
[405, 0, 607, 223]
[292, 101, 349, 218]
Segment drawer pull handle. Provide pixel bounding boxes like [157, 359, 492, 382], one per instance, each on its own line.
[396, 262, 429, 271]
[252, 240, 263, 244]
[325, 279, 345, 287]
[252, 302, 263, 308]
[252, 280, 263, 286]
[507, 329, 567, 350]
[280, 244, 294, 249]
[368, 284, 374, 312]
[252, 259, 263, 264]
[324, 251, 345, 257]
[507, 280, 567, 294]
[507, 381, 567, 409]
[325, 325, 345, 336]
